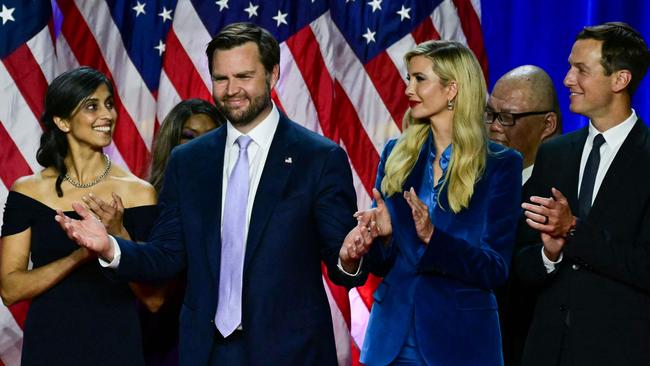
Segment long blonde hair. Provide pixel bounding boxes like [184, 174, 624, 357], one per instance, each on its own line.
[381, 40, 488, 213]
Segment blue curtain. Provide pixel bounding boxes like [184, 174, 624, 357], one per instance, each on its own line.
[482, 0, 650, 132]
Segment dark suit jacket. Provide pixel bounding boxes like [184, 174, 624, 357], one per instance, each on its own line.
[361, 137, 522, 366]
[515, 119, 650, 366]
[497, 169, 541, 366]
[109, 115, 364, 365]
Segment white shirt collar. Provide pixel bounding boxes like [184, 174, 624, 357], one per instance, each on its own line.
[225, 103, 280, 150]
[587, 109, 637, 149]
[522, 164, 534, 185]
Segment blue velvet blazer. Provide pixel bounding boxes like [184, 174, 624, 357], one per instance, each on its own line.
[360, 133, 522, 366]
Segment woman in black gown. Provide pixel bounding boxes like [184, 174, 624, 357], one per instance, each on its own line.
[0, 67, 158, 366]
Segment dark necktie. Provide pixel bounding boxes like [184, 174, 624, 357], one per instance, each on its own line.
[578, 134, 605, 218]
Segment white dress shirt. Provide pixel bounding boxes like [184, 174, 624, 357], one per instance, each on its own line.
[522, 164, 534, 185]
[542, 110, 637, 272]
[101, 104, 281, 268]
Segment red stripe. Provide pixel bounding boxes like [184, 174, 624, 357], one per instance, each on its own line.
[321, 263, 351, 327]
[333, 81, 379, 197]
[355, 274, 382, 310]
[7, 300, 30, 329]
[163, 29, 212, 101]
[0, 122, 33, 188]
[452, 0, 489, 81]
[58, 1, 150, 177]
[351, 341, 363, 366]
[364, 52, 407, 131]
[271, 91, 286, 114]
[285, 27, 338, 142]
[411, 17, 441, 44]
[2, 44, 48, 128]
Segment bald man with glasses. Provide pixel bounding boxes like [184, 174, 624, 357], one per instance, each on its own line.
[487, 65, 561, 366]
[486, 65, 561, 186]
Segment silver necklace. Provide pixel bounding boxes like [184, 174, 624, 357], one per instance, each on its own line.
[64, 153, 112, 189]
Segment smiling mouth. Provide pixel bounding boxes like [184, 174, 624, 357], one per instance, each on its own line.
[92, 126, 111, 132]
[408, 101, 420, 108]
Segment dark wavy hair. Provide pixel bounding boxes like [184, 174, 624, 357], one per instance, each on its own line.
[206, 22, 280, 76]
[577, 22, 650, 96]
[36, 67, 113, 197]
[149, 99, 224, 193]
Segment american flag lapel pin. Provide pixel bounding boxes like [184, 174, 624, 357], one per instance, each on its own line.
[284, 157, 292, 164]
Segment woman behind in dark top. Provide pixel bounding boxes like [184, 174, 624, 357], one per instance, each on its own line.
[149, 98, 224, 192]
[85, 98, 223, 366]
[0, 66, 159, 366]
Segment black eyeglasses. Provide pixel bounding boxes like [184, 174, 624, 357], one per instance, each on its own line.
[484, 110, 552, 126]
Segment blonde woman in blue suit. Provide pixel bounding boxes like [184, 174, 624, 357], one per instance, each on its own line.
[339, 40, 522, 365]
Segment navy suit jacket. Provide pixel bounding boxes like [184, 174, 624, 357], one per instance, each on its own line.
[110, 114, 364, 365]
[515, 119, 650, 366]
[360, 136, 522, 366]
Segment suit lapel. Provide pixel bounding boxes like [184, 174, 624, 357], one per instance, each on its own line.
[565, 129, 588, 213]
[201, 128, 226, 285]
[243, 116, 295, 272]
[589, 120, 647, 222]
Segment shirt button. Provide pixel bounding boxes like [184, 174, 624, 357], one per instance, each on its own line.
[571, 264, 580, 270]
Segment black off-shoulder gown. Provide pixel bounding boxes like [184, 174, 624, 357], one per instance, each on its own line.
[1, 191, 158, 366]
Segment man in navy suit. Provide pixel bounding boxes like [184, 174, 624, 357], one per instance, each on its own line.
[515, 22, 650, 366]
[56, 22, 365, 365]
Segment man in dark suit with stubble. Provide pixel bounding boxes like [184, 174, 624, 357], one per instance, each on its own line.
[514, 22, 650, 366]
[55, 22, 366, 366]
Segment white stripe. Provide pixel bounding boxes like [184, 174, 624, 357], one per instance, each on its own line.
[339, 141, 373, 211]
[0, 300, 23, 366]
[55, 35, 81, 72]
[431, 0, 468, 45]
[310, 12, 401, 154]
[104, 142, 131, 174]
[323, 276, 352, 366]
[0, 185, 7, 240]
[156, 70, 182, 124]
[172, 0, 212, 91]
[349, 288, 370, 353]
[386, 33, 417, 84]
[0, 63, 43, 172]
[275, 43, 323, 135]
[26, 26, 57, 84]
[73, 0, 156, 149]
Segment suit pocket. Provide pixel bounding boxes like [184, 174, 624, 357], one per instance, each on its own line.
[373, 282, 389, 303]
[455, 289, 497, 311]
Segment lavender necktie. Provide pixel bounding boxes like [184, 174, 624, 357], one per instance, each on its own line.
[216, 135, 252, 337]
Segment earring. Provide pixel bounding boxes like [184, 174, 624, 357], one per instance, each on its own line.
[447, 99, 454, 110]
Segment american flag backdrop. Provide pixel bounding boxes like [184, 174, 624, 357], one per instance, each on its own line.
[0, 0, 486, 365]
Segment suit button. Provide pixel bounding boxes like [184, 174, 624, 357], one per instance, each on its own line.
[571, 264, 580, 270]
[560, 304, 568, 311]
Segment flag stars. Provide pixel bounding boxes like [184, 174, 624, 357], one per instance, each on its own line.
[215, 0, 229, 11]
[362, 28, 376, 44]
[244, 2, 258, 18]
[367, 0, 382, 12]
[158, 6, 172, 22]
[132, 1, 146, 17]
[154, 40, 166, 56]
[397, 5, 410, 21]
[0, 4, 15, 25]
[272, 10, 288, 27]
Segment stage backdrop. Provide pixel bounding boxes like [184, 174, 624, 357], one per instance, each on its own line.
[482, 0, 650, 131]
[0, 1, 648, 366]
